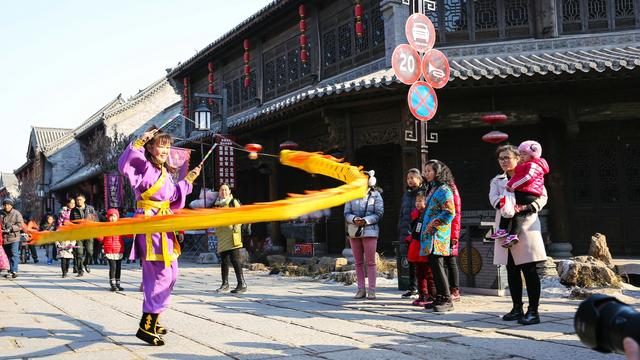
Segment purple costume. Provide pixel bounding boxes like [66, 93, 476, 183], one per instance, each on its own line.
[118, 142, 192, 313]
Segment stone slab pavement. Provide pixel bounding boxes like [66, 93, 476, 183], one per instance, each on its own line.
[1, 253, 636, 359]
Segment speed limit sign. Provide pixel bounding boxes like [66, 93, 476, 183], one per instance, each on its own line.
[392, 44, 421, 85]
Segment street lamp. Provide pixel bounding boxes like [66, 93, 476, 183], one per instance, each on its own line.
[193, 102, 212, 130]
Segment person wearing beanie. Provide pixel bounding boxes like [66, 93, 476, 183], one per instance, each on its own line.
[96, 209, 126, 291]
[491, 140, 549, 249]
[397, 168, 426, 298]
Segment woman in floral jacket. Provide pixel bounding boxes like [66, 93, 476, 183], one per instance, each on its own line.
[420, 160, 456, 312]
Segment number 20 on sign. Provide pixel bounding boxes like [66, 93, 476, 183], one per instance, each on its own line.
[392, 44, 421, 85]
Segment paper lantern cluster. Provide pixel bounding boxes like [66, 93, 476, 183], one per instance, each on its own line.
[354, 0, 363, 38]
[243, 39, 251, 88]
[182, 77, 190, 117]
[481, 113, 509, 144]
[299, 5, 309, 63]
[207, 62, 215, 105]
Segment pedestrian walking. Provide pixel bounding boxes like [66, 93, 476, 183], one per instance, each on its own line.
[69, 194, 98, 275]
[2, 198, 24, 279]
[490, 144, 547, 325]
[397, 168, 426, 298]
[214, 184, 247, 294]
[344, 170, 384, 300]
[420, 160, 456, 312]
[118, 127, 200, 346]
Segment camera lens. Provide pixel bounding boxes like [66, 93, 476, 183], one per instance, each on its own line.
[574, 294, 640, 354]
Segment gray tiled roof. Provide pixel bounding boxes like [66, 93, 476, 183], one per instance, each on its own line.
[228, 44, 640, 129]
[50, 163, 101, 192]
[32, 127, 72, 150]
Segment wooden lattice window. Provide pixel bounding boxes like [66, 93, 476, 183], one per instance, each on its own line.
[263, 35, 313, 102]
[223, 64, 257, 115]
[558, 0, 639, 34]
[320, 0, 385, 78]
[427, 0, 533, 45]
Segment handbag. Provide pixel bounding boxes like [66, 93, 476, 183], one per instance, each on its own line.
[500, 190, 516, 219]
[0, 243, 9, 270]
[346, 193, 371, 238]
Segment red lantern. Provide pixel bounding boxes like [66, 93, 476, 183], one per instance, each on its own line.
[354, 0, 363, 38]
[481, 113, 508, 125]
[245, 143, 263, 153]
[243, 39, 250, 50]
[208, 62, 214, 72]
[482, 130, 509, 144]
[208, 84, 214, 93]
[183, 77, 188, 86]
[299, 20, 306, 32]
[299, 34, 308, 47]
[300, 50, 309, 63]
[244, 65, 251, 75]
[183, 88, 189, 97]
[298, 4, 305, 17]
[243, 52, 250, 63]
[244, 77, 251, 88]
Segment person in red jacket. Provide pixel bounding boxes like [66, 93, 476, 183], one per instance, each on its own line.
[491, 140, 549, 248]
[96, 208, 125, 291]
[406, 192, 437, 307]
[445, 182, 462, 301]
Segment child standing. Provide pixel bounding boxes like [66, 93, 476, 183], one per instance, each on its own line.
[406, 193, 437, 307]
[56, 240, 76, 278]
[96, 209, 125, 292]
[40, 214, 57, 265]
[491, 140, 549, 248]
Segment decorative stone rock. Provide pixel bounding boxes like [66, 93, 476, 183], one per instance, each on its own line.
[329, 270, 357, 285]
[340, 264, 356, 272]
[589, 233, 613, 266]
[387, 268, 396, 279]
[335, 257, 348, 270]
[536, 256, 558, 277]
[247, 263, 268, 271]
[197, 252, 219, 264]
[266, 254, 286, 266]
[557, 256, 621, 288]
[569, 286, 622, 300]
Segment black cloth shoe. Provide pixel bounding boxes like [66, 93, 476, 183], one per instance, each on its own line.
[136, 313, 165, 346]
[425, 295, 442, 310]
[156, 317, 167, 335]
[502, 305, 524, 321]
[434, 296, 454, 312]
[115, 280, 124, 291]
[84, 265, 91, 273]
[402, 290, 418, 298]
[216, 282, 229, 293]
[518, 309, 540, 325]
[231, 283, 247, 294]
[110, 279, 117, 292]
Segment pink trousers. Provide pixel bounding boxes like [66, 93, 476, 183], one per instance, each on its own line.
[349, 237, 378, 290]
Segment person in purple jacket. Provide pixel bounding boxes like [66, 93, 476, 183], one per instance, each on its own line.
[118, 127, 201, 346]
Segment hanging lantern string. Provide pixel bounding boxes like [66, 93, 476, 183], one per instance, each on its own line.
[170, 114, 280, 159]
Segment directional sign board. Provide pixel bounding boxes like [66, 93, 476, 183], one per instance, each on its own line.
[405, 13, 436, 53]
[392, 44, 421, 85]
[421, 49, 450, 89]
[407, 81, 438, 121]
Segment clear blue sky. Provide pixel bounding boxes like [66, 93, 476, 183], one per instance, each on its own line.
[0, 0, 272, 173]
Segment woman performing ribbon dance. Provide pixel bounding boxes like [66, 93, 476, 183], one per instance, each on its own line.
[118, 127, 201, 346]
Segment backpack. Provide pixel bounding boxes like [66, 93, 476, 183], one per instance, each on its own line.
[232, 199, 252, 237]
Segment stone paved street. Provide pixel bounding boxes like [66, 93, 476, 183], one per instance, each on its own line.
[0, 254, 634, 360]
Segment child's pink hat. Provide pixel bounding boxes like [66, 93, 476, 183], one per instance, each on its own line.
[518, 140, 542, 158]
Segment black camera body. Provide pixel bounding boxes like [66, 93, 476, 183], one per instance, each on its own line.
[574, 294, 640, 354]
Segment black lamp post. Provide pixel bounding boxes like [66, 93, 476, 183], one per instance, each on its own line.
[193, 102, 211, 130]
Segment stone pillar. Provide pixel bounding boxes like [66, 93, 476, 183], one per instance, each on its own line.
[534, 0, 559, 39]
[381, 0, 411, 68]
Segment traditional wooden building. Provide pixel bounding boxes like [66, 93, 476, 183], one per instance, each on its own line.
[169, 0, 640, 257]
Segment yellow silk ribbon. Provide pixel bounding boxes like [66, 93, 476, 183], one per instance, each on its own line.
[28, 150, 368, 246]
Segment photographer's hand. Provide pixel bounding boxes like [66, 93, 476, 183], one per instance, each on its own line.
[624, 338, 640, 360]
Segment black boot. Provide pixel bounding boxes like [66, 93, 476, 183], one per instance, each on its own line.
[156, 314, 167, 335]
[216, 282, 229, 293]
[109, 279, 117, 292]
[434, 295, 454, 312]
[115, 279, 124, 291]
[502, 304, 524, 321]
[230, 272, 247, 294]
[518, 308, 540, 325]
[136, 313, 165, 346]
[425, 295, 442, 310]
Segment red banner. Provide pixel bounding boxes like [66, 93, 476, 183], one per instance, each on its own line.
[104, 173, 123, 209]
[215, 137, 236, 189]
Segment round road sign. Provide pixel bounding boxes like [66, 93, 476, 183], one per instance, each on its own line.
[405, 13, 436, 53]
[392, 44, 421, 85]
[407, 81, 438, 121]
[421, 49, 450, 89]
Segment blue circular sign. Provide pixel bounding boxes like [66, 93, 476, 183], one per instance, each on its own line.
[407, 81, 438, 121]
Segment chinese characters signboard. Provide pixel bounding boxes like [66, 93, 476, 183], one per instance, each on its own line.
[215, 137, 236, 189]
[104, 173, 123, 209]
